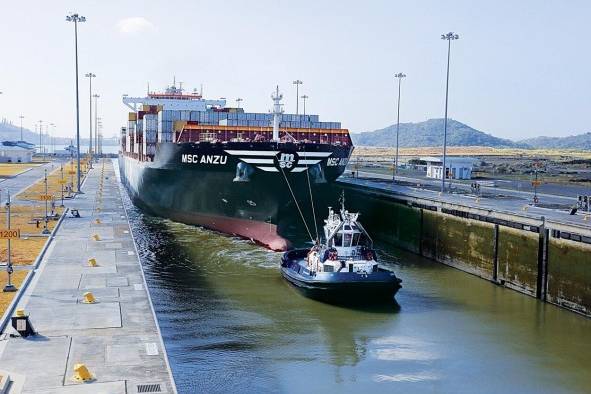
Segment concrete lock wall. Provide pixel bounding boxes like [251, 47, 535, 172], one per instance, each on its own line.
[547, 238, 591, 316]
[497, 227, 539, 297]
[338, 184, 591, 317]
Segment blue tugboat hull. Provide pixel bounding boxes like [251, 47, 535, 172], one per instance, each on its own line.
[280, 250, 401, 304]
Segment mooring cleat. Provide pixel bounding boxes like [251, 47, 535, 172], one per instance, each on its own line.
[71, 363, 94, 382]
[82, 292, 97, 304]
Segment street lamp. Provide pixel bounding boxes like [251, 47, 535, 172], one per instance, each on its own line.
[440, 32, 459, 193]
[38, 120, 43, 159]
[49, 123, 55, 154]
[301, 95, 308, 116]
[393, 72, 406, 182]
[236, 97, 243, 108]
[85, 72, 96, 168]
[97, 117, 103, 155]
[66, 13, 86, 193]
[93, 94, 99, 159]
[18, 115, 24, 141]
[293, 80, 303, 114]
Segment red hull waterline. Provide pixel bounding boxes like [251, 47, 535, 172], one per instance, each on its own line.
[168, 210, 291, 251]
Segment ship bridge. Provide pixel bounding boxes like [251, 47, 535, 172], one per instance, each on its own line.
[123, 95, 226, 112]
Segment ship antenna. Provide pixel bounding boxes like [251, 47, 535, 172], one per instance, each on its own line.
[271, 85, 283, 141]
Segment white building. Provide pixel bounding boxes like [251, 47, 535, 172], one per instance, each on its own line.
[0, 143, 34, 163]
[421, 156, 475, 180]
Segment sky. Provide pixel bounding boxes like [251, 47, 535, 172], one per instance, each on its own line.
[0, 0, 590, 140]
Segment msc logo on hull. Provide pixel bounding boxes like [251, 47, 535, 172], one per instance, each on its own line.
[277, 152, 297, 169]
[224, 149, 333, 173]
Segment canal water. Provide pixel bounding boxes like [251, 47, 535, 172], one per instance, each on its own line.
[121, 193, 591, 393]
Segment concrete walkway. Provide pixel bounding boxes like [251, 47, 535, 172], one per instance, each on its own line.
[0, 160, 176, 393]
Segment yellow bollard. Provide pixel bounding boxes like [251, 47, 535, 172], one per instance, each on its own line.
[522, 205, 529, 211]
[71, 363, 94, 382]
[475, 197, 480, 203]
[87, 258, 98, 267]
[95, 218, 101, 224]
[96, 207, 101, 212]
[15, 308, 26, 317]
[82, 292, 97, 304]
[92, 234, 101, 241]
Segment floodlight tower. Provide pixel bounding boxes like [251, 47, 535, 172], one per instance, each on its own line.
[393, 72, 406, 182]
[440, 32, 459, 192]
[93, 94, 99, 160]
[66, 13, 86, 193]
[292, 80, 303, 114]
[301, 95, 308, 116]
[18, 115, 24, 141]
[85, 72, 96, 167]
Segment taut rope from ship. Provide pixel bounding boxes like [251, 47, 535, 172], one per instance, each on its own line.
[303, 150, 319, 242]
[278, 164, 315, 243]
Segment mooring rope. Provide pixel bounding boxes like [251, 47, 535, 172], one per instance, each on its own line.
[279, 164, 315, 243]
[303, 151, 319, 242]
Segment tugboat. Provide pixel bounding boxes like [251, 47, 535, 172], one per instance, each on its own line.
[280, 196, 402, 303]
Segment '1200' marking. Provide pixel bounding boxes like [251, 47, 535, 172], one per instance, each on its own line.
[181, 154, 228, 164]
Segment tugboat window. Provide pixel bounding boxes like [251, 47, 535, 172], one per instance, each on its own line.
[353, 233, 360, 246]
[334, 233, 342, 247]
[344, 233, 353, 247]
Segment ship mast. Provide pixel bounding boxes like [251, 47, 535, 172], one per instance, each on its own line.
[271, 85, 283, 141]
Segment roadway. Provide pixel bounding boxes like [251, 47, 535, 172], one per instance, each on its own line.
[340, 171, 591, 229]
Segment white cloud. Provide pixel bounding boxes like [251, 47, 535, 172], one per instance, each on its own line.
[117, 17, 156, 34]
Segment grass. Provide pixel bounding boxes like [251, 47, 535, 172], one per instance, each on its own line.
[0, 160, 89, 265]
[0, 205, 62, 265]
[17, 160, 87, 201]
[0, 163, 41, 177]
[0, 159, 90, 317]
[0, 270, 29, 316]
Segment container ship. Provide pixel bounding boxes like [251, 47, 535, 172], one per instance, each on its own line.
[119, 82, 353, 250]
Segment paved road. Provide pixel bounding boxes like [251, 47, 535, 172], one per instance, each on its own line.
[0, 160, 66, 198]
[353, 170, 580, 204]
[0, 160, 176, 393]
[340, 173, 591, 230]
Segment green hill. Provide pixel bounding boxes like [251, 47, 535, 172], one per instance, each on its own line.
[520, 133, 591, 150]
[352, 118, 523, 148]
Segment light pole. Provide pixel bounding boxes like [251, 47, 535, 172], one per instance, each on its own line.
[49, 123, 55, 154]
[393, 72, 406, 182]
[236, 97, 243, 108]
[440, 32, 459, 193]
[18, 115, 24, 141]
[97, 117, 103, 155]
[301, 95, 308, 116]
[38, 120, 43, 160]
[293, 80, 303, 114]
[93, 94, 99, 160]
[3, 190, 16, 293]
[85, 72, 96, 168]
[66, 13, 86, 193]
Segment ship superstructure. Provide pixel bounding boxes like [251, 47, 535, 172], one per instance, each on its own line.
[119, 82, 353, 250]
